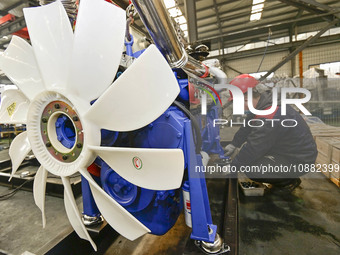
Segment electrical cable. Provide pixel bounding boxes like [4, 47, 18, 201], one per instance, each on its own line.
[257, 28, 272, 73]
[0, 178, 34, 201]
[172, 100, 202, 153]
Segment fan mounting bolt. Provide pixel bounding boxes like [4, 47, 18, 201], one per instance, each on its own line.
[54, 103, 60, 109]
[76, 143, 82, 148]
[46, 142, 51, 147]
[72, 116, 79, 121]
[62, 155, 68, 160]
[42, 117, 48, 123]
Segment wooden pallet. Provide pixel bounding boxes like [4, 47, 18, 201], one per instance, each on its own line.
[309, 123, 340, 139]
[309, 123, 340, 187]
[330, 177, 340, 187]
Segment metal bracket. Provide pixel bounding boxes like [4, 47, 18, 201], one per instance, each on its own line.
[194, 240, 231, 255]
[184, 120, 217, 243]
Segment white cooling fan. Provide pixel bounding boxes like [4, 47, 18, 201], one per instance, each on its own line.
[0, 0, 184, 250]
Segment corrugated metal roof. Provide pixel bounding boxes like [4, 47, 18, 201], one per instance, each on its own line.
[0, 0, 339, 53]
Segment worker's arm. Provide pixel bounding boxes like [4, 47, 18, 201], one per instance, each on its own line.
[232, 119, 280, 167]
[230, 115, 253, 147]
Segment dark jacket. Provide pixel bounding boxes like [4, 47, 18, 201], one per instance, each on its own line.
[231, 90, 317, 167]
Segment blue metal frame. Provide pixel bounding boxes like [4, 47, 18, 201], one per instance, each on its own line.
[125, 34, 145, 59]
[184, 120, 217, 243]
[81, 175, 101, 217]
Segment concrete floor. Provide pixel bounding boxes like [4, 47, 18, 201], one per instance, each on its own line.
[104, 174, 340, 255]
[1, 171, 339, 254]
[0, 182, 76, 255]
[239, 173, 340, 255]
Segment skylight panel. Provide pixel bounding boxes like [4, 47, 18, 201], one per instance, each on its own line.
[250, 0, 265, 21]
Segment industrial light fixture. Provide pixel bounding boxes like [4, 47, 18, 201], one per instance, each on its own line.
[163, 0, 188, 38]
[250, 0, 265, 21]
[163, 0, 176, 9]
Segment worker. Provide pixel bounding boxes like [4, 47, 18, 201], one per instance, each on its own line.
[225, 74, 317, 192]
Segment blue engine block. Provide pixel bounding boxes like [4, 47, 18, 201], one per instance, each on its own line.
[81, 41, 221, 242]
[83, 106, 189, 235]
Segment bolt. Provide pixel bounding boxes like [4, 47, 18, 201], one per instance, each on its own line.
[113, 184, 120, 193]
[55, 122, 61, 128]
[62, 155, 68, 160]
[46, 142, 51, 147]
[57, 135, 62, 141]
[42, 117, 48, 123]
[165, 112, 170, 118]
[148, 124, 153, 129]
[177, 132, 182, 138]
[72, 116, 79, 121]
[54, 103, 60, 109]
[108, 175, 117, 185]
[76, 143, 82, 148]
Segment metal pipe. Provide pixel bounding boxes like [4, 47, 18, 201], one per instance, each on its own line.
[131, 0, 209, 77]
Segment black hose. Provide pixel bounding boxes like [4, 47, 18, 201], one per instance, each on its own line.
[257, 28, 272, 73]
[126, 16, 133, 42]
[0, 178, 34, 201]
[172, 100, 202, 154]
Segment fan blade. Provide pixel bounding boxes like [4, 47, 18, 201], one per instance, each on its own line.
[61, 176, 97, 251]
[0, 89, 29, 124]
[85, 45, 180, 131]
[68, 0, 125, 102]
[33, 166, 48, 228]
[0, 36, 44, 101]
[79, 169, 150, 240]
[9, 131, 31, 181]
[89, 146, 184, 190]
[23, 1, 73, 92]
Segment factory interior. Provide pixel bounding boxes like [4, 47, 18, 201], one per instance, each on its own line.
[0, 0, 339, 254]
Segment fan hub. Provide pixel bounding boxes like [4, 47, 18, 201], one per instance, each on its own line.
[41, 100, 83, 163]
[27, 91, 99, 177]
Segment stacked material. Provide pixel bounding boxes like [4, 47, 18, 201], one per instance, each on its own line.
[0, 124, 25, 138]
[309, 123, 340, 187]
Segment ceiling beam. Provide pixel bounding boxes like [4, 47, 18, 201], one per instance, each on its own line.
[197, 3, 287, 25]
[299, 0, 340, 18]
[260, 18, 339, 80]
[198, 10, 340, 41]
[184, 0, 198, 43]
[198, 0, 338, 32]
[208, 33, 340, 61]
[279, 0, 339, 21]
[179, 0, 236, 13]
[198, 9, 299, 34]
